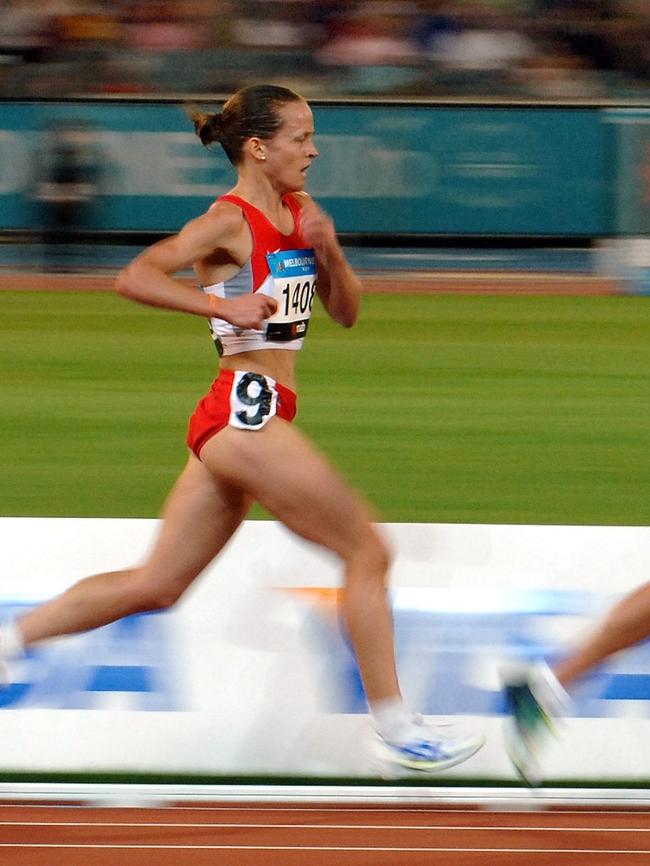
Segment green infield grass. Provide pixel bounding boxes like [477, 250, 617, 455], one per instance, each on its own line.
[1, 289, 649, 525]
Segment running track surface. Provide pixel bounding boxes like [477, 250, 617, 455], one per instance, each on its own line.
[1, 801, 650, 865]
[0, 270, 620, 295]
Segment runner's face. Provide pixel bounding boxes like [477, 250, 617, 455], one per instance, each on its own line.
[263, 101, 318, 192]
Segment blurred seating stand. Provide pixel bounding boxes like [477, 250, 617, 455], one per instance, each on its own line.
[0, 0, 648, 102]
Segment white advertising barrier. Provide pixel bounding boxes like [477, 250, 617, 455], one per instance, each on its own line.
[1, 517, 650, 783]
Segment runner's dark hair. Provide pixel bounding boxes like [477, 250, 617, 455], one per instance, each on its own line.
[189, 85, 303, 165]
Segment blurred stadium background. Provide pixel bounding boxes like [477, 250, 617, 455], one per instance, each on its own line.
[2, 0, 649, 100]
[2, 0, 650, 797]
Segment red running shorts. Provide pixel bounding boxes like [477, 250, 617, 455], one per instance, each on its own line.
[187, 368, 297, 458]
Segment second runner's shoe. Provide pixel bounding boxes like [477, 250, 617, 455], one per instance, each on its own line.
[501, 662, 569, 786]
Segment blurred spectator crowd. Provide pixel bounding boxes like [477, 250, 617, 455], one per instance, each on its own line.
[1, 0, 649, 101]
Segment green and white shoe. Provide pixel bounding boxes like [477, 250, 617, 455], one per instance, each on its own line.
[501, 662, 569, 786]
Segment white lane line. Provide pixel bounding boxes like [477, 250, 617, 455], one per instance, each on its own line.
[0, 821, 649, 833]
[139, 806, 650, 816]
[2, 804, 650, 817]
[0, 844, 648, 853]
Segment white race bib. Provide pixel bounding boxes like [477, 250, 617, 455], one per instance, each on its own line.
[264, 248, 317, 342]
[228, 371, 278, 430]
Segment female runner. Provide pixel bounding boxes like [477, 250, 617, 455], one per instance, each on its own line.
[1, 85, 483, 773]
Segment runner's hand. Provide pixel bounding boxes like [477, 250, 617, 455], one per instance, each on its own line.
[222, 293, 277, 330]
[298, 200, 337, 255]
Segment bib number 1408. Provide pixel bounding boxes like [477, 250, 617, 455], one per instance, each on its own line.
[281, 279, 316, 317]
[265, 247, 317, 342]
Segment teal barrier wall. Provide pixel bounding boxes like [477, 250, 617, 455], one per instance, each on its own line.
[0, 100, 615, 236]
[605, 108, 650, 235]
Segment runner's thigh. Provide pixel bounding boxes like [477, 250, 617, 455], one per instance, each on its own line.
[200, 419, 375, 559]
[143, 454, 252, 592]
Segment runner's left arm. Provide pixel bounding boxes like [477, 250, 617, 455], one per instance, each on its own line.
[298, 197, 361, 328]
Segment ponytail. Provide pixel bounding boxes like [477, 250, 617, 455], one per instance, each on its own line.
[189, 108, 222, 147]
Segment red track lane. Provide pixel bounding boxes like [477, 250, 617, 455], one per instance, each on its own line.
[1, 803, 650, 866]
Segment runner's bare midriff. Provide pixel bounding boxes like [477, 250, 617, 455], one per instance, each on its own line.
[219, 348, 297, 391]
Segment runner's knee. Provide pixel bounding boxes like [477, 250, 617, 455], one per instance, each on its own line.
[126, 568, 188, 613]
[346, 524, 392, 583]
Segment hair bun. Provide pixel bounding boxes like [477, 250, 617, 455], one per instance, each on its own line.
[191, 110, 222, 146]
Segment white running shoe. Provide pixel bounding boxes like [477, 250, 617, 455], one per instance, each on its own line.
[501, 661, 569, 786]
[376, 716, 485, 773]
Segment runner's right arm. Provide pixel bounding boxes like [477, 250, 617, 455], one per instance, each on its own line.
[115, 203, 277, 329]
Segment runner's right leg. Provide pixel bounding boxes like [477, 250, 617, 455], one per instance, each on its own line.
[11, 455, 251, 647]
